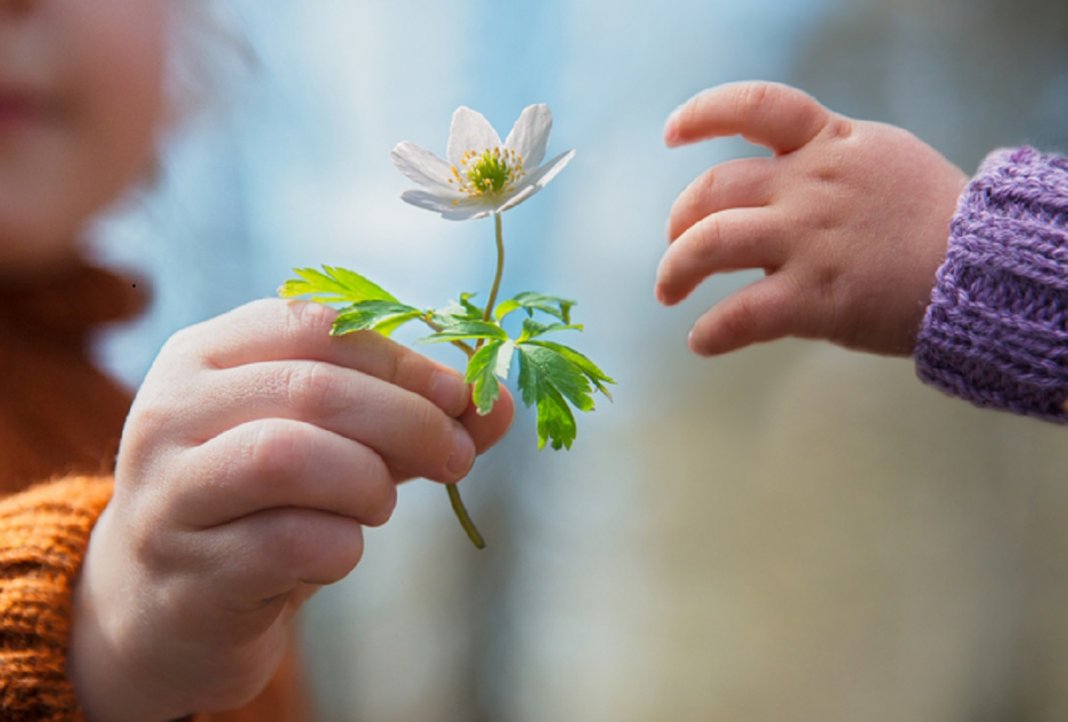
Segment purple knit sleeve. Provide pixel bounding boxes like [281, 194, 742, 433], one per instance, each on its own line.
[914, 146, 1068, 422]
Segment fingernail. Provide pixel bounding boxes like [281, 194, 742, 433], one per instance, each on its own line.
[429, 370, 468, 415]
[687, 329, 709, 356]
[447, 424, 476, 476]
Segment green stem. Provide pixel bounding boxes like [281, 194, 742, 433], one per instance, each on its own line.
[421, 314, 474, 359]
[442, 212, 507, 549]
[483, 213, 506, 322]
[447, 484, 485, 549]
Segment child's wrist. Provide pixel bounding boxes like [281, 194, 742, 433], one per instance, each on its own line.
[69, 511, 186, 722]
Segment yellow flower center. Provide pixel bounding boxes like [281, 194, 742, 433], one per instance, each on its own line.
[449, 147, 525, 200]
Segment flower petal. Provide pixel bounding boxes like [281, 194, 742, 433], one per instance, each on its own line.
[401, 189, 493, 221]
[493, 184, 539, 214]
[504, 104, 552, 169]
[447, 107, 502, 167]
[443, 205, 494, 221]
[400, 189, 455, 213]
[497, 149, 575, 213]
[391, 142, 461, 196]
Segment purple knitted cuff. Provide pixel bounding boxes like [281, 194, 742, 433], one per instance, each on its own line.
[915, 146, 1068, 422]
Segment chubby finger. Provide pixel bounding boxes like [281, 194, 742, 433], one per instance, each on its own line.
[460, 385, 515, 454]
[170, 299, 469, 417]
[667, 157, 775, 242]
[393, 386, 516, 484]
[201, 507, 366, 607]
[179, 361, 476, 483]
[665, 81, 830, 154]
[687, 274, 816, 355]
[173, 419, 396, 529]
[656, 207, 785, 306]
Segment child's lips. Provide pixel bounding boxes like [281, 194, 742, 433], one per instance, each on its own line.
[0, 87, 54, 132]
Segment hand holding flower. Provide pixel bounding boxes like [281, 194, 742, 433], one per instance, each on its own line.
[281, 104, 613, 548]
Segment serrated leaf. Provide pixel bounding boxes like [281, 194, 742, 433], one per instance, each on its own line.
[523, 340, 615, 400]
[465, 340, 505, 415]
[420, 319, 508, 344]
[534, 386, 577, 450]
[332, 300, 421, 336]
[518, 318, 583, 341]
[495, 291, 576, 324]
[279, 266, 398, 305]
[516, 344, 596, 450]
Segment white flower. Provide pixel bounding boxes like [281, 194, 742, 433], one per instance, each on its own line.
[391, 104, 575, 221]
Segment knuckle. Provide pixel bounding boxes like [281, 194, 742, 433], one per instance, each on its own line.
[699, 166, 718, 196]
[722, 294, 759, 343]
[412, 404, 452, 469]
[246, 420, 306, 481]
[739, 81, 773, 118]
[697, 214, 724, 254]
[159, 325, 199, 363]
[823, 116, 853, 140]
[377, 340, 403, 386]
[282, 361, 341, 418]
[288, 299, 337, 339]
[126, 510, 161, 562]
[131, 526, 173, 575]
[122, 399, 173, 455]
[123, 379, 192, 456]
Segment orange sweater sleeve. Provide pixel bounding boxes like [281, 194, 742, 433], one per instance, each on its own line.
[0, 475, 113, 722]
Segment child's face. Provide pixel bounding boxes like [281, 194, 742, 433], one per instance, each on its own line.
[0, 0, 167, 271]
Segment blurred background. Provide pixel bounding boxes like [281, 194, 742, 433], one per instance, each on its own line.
[89, 0, 1068, 720]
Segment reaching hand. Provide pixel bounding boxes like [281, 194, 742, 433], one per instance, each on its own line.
[657, 81, 969, 357]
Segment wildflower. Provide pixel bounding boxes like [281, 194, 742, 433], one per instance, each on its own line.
[391, 104, 574, 220]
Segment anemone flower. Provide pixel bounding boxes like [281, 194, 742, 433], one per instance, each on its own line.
[391, 104, 575, 221]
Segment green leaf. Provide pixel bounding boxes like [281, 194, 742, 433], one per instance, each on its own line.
[524, 340, 616, 400]
[518, 318, 583, 341]
[495, 291, 576, 324]
[516, 344, 596, 450]
[435, 292, 484, 323]
[494, 341, 516, 379]
[457, 292, 484, 319]
[533, 386, 577, 451]
[279, 266, 398, 305]
[465, 340, 505, 415]
[373, 310, 424, 337]
[420, 319, 508, 344]
[332, 300, 421, 336]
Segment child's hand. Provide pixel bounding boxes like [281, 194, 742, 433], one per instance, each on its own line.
[68, 299, 513, 722]
[656, 81, 969, 356]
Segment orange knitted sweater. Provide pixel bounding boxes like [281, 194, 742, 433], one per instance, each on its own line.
[0, 263, 308, 721]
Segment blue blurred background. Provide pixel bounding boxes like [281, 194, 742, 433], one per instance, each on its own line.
[91, 1, 1068, 720]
